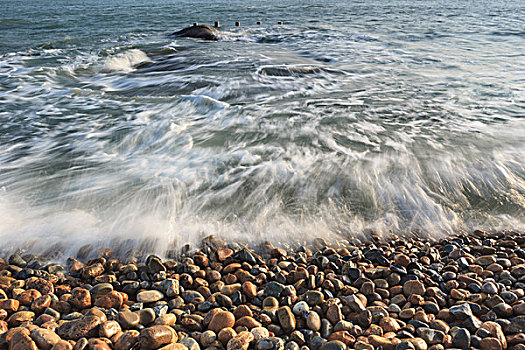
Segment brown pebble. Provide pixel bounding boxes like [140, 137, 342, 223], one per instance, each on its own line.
[0, 299, 20, 313]
[235, 316, 262, 329]
[99, 320, 121, 338]
[30, 328, 61, 350]
[403, 280, 426, 296]
[114, 330, 140, 350]
[70, 288, 91, 310]
[480, 337, 502, 350]
[209, 311, 235, 333]
[138, 325, 176, 349]
[277, 306, 296, 333]
[226, 331, 254, 350]
[218, 327, 237, 346]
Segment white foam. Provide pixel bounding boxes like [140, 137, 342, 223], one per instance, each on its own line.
[102, 49, 151, 73]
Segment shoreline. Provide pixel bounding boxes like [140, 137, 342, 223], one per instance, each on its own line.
[1, 230, 525, 349]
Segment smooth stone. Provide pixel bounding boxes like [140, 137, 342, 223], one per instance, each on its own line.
[403, 280, 425, 296]
[306, 311, 321, 331]
[451, 328, 470, 349]
[30, 328, 61, 350]
[257, 337, 285, 350]
[264, 282, 285, 298]
[292, 301, 309, 316]
[161, 279, 180, 297]
[137, 290, 164, 303]
[319, 340, 346, 350]
[227, 331, 254, 350]
[396, 341, 415, 350]
[118, 309, 140, 329]
[277, 306, 296, 333]
[343, 295, 365, 312]
[209, 311, 235, 333]
[139, 325, 176, 349]
[419, 328, 445, 345]
[56, 315, 103, 340]
[450, 303, 472, 320]
[90, 283, 113, 297]
[139, 308, 156, 326]
[181, 336, 201, 350]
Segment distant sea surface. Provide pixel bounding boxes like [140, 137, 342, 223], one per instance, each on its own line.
[0, 0, 524, 256]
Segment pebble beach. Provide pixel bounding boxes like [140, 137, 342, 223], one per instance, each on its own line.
[2, 230, 525, 350]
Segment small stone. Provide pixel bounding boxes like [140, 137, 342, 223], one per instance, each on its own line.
[430, 320, 449, 334]
[343, 294, 365, 312]
[306, 311, 321, 331]
[0, 299, 20, 313]
[257, 337, 284, 350]
[90, 283, 114, 298]
[155, 314, 176, 326]
[277, 306, 296, 333]
[94, 290, 123, 309]
[209, 311, 235, 333]
[450, 303, 472, 320]
[368, 335, 396, 350]
[217, 248, 234, 261]
[251, 327, 269, 342]
[161, 279, 180, 297]
[201, 330, 217, 347]
[30, 328, 61, 350]
[139, 308, 156, 326]
[395, 254, 411, 267]
[137, 290, 164, 303]
[57, 315, 103, 340]
[326, 304, 343, 324]
[265, 282, 285, 298]
[292, 301, 309, 316]
[218, 328, 237, 346]
[88, 338, 111, 350]
[227, 331, 254, 350]
[451, 328, 470, 349]
[506, 315, 525, 333]
[180, 336, 200, 350]
[114, 330, 140, 350]
[118, 309, 140, 329]
[70, 288, 92, 310]
[31, 295, 52, 313]
[476, 255, 496, 266]
[236, 316, 262, 329]
[242, 281, 257, 299]
[147, 255, 166, 274]
[480, 337, 502, 350]
[403, 280, 425, 296]
[139, 325, 176, 349]
[419, 328, 445, 345]
[10, 329, 39, 350]
[328, 331, 355, 346]
[304, 291, 324, 306]
[182, 291, 205, 304]
[479, 321, 506, 349]
[481, 282, 498, 294]
[99, 320, 121, 338]
[319, 340, 346, 350]
[395, 341, 415, 350]
[7, 311, 35, 326]
[380, 317, 401, 333]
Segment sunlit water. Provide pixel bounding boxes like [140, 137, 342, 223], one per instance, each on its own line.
[0, 0, 524, 257]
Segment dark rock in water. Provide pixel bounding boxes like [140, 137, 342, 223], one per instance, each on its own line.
[171, 24, 219, 41]
[9, 253, 27, 267]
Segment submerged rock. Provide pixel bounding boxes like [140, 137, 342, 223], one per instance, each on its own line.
[171, 24, 219, 40]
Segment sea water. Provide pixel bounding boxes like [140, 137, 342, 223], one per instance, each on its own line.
[0, 0, 524, 257]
